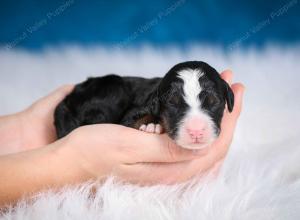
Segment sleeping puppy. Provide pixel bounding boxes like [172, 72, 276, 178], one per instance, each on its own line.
[54, 61, 234, 150]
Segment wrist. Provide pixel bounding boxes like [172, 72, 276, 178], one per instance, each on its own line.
[18, 108, 56, 150]
[0, 139, 88, 206]
[50, 136, 92, 184]
[57, 128, 112, 182]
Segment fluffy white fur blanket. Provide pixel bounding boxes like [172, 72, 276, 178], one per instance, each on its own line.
[0, 45, 300, 219]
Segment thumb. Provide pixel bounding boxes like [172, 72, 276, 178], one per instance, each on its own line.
[39, 85, 74, 107]
[25, 84, 74, 119]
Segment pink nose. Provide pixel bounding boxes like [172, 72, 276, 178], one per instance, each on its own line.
[185, 117, 207, 142]
[187, 129, 205, 139]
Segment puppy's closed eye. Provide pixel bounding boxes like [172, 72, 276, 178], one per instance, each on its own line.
[169, 96, 180, 105]
[204, 94, 219, 106]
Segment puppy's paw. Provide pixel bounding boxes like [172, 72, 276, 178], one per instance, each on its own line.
[139, 123, 163, 134]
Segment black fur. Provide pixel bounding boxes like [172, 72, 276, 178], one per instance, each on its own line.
[151, 61, 234, 138]
[54, 61, 234, 139]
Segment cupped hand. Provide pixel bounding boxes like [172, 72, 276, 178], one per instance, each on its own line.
[60, 70, 244, 185]
[0, 71, 244, 207]
[18, 85, 74, 150]
[175, 70, 245, 182]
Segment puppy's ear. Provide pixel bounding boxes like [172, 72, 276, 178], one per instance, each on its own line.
[222, 80, 234, 112]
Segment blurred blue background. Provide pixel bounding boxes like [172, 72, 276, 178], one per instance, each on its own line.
[0, 0, 299, 50]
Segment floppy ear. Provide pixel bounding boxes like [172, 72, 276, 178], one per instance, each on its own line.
[222, 80, 234, 112]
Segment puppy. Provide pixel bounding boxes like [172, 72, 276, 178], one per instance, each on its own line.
[54, 61, 234, 149]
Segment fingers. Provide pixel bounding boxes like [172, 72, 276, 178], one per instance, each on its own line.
[69, 124, 206, 184]
[117, 70, 243, 184]
[26, 84, 75, 120]
[220, 69, 233, 85]
[118, 160, 192, 185]
[28, 84, 74, 115]
[42, 84, 74, 106]
[220, 68, 245, 136]
[185, 71, 244, 175]
[222, 83, 245, 124]
[119, 157, 224, 185]
[230, 83, 245, 117]
[120, 127, 207, 164]
[211, 83, 245, 158]
[193, 76, 245, 166]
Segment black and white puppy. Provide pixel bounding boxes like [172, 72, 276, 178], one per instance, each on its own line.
[54, 61, 234, 150]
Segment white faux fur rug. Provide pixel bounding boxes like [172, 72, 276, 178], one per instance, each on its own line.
[0, 45, 300, 219]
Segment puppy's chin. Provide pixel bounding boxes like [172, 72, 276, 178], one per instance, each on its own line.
[175, 138, 215, 150]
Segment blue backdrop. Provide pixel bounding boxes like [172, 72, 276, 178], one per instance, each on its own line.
[0, 0, 299, 50]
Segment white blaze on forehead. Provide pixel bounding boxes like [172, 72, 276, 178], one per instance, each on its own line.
[177, 68, 204, 110]
[176, 68, 216, 150]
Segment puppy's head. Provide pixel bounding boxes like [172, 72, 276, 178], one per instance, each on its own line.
[153, 61, 234, 150]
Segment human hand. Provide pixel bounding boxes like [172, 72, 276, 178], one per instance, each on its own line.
[0, 71, 243, 207]
[59, 71, 244, 184]
[171, 70, 245, 182]
[18, 85, 74, 150]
